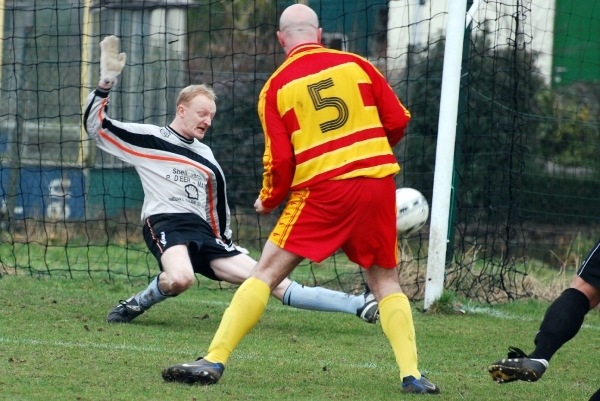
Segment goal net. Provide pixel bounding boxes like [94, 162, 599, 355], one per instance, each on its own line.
[1, 0, 598, 302]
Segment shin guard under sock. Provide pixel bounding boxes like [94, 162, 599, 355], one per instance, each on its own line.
[205, 277, 270, 365]
[379, 293, 420, 379]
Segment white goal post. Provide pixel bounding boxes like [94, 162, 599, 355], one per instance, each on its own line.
[423, 0, 469, 310]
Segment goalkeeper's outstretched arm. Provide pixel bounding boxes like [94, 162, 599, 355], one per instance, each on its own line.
[83, 35, 127, 138]
[82, 35, 133, 163]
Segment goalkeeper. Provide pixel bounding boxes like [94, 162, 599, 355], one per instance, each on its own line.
[82, 36, 379, 325]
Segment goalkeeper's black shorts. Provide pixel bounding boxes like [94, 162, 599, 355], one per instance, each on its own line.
[143, 213, 241, 281]
[577, 238, 600, 290]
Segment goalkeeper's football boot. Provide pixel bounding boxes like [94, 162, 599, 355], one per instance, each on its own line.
[488, 346, 548, 383]
[356, 290, 379, 324]
[162, 357, 224, 385]
[106, 296, 145, 323]
[402, 374, 440, 394]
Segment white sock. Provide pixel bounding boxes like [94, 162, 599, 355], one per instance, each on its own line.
[531, 358, 549, 368]
[282, 281, 364, 315]
[134, 273, 170, 310]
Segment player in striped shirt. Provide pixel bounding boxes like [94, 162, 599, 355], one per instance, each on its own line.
[162, 5, 439, 395]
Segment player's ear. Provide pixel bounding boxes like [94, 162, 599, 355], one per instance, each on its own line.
[176, 104, 185, 118]
[277, 31, 285, 48]
[317, 27, 322, 44]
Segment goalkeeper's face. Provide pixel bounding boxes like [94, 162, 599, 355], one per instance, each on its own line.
[177, 94, 216, 140]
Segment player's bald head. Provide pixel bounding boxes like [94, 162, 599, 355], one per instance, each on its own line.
[279, 4, 319, 39]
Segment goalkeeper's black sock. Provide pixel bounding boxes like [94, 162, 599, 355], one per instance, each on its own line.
[529, 288, 589, 361]
[589, 388, 600, 401]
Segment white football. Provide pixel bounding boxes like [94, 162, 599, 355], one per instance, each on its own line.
[396, 188, 429, 237]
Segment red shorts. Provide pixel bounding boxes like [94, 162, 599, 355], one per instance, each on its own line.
[268, 176, 398, 268]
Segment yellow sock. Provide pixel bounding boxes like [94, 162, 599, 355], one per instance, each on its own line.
[204, 277, 270, 365]
[379, 292, 421, 379]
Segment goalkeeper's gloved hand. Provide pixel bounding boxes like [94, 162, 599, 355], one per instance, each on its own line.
[99, 35, 127, 87]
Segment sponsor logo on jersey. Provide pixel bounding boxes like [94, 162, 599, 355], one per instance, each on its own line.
[185, 184, 199, 199]
[159, 128, 171, 138]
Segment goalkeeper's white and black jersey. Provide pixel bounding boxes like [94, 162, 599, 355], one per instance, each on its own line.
[83, 87, 233, 241]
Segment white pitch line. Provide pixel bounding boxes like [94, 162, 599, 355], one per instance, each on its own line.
[0, 336, 175, 354]
[5, 299, 598, 378]
[175, 297, 346, 312]
[175, 298, 600, 331]
[0, 336, 395, 371]
[464, 305, 600, 331]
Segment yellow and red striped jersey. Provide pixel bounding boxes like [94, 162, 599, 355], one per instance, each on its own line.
[258, 43, 411, 209]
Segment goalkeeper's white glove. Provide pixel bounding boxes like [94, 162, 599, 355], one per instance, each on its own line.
[99, 35, 127, 87]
